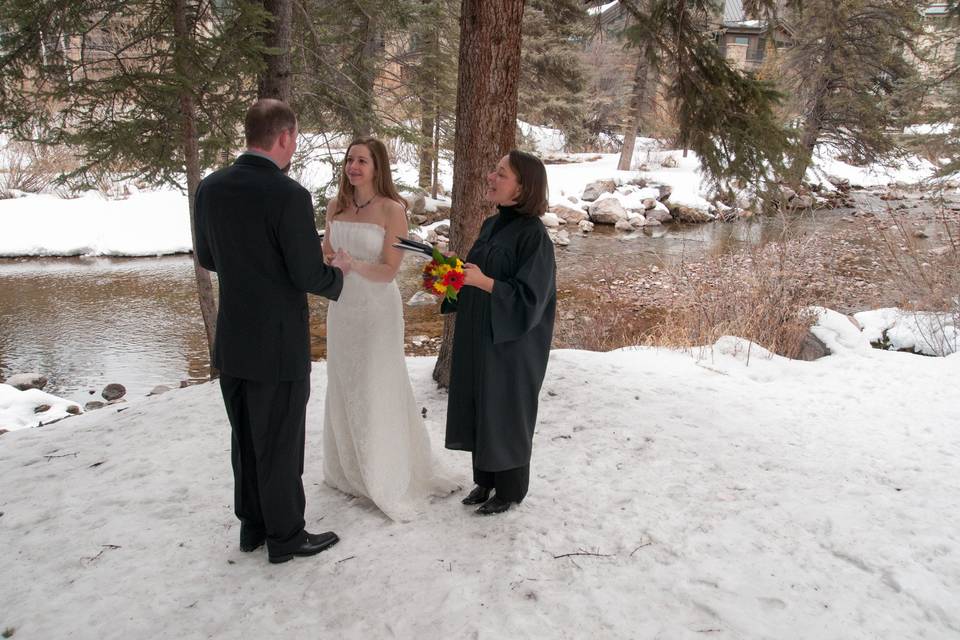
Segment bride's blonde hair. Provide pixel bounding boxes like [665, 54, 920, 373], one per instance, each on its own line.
[333, 138, 408, 216]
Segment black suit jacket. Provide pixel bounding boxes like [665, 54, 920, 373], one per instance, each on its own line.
[194, 154, 343, 382]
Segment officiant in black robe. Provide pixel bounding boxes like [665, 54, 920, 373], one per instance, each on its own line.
[443, 150, 556, 516]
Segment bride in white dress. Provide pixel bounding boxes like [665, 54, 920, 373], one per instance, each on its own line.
[321, 138, 457, 521]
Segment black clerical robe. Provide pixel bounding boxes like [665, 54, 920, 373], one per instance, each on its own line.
[444, 206, 556, 472]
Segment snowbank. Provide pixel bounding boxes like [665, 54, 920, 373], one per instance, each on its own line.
[806, 149, 939, 190]
[0, 383, 82, 430]
[2, 317, 959, 638]
[855, 308, 958, 356]
[0, 190, 191, 257]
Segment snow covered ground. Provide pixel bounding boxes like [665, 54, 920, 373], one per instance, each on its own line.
[2, 310, 958, 639]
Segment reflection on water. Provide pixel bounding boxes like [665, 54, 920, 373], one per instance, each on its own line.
[0, 197, 933, 404]
[0, 257, 210, 402]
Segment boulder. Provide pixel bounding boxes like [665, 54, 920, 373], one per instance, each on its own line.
[795, 331, 829, 361]
[588, 197, 627, 224]
[581, 179, 617, 201]
[641, 198, 658, 210]
[7, 373, 48, 391]
[102, 383, 126, 402]
[0, 429, 8, 436]
[410, 214, 428, 226]
[826, 175, 851, 190]
[434, 223, 450, 237]
[615, 219, 634, 232]
[554, 230, 571, 246]
[790, 194, 815, 209]
[780, 186, 797, 202]
[660, 155, 678, 168]
[148, 385, 171, 397]
[409, 193, 427, 215]
[644, 207, 673, 223]
[33, 404, 52, 414]
[85, 401, 106, 411]
[658, 185, 672, 202]
[578, 220, 595, 233]
[627, 176, 647, 187]
[66, 405, 81, 415]
[550, 205, 589, 225]
[670, 205, 714, 223]
[540, 212, 562, 228]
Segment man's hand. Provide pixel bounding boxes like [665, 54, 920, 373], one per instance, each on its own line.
[331, 249, 353, 275]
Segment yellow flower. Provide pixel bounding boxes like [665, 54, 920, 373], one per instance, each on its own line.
[432, 281, 446, 294]
[454, 258, 463, 269]
[436, 264, 451, 276]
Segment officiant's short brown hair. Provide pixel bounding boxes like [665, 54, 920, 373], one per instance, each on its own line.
[508, 150, 548, 217]
[245, 99, 297, 149]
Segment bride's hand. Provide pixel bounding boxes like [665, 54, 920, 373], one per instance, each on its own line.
[331, 249, 354, 275]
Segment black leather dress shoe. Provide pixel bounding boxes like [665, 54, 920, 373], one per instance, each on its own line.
[461, 485, 492, 505]
[476, 495, 516, 515]
[268, 531, 340, 564]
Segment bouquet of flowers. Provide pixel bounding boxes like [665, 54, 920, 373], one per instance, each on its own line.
[393, 237, 466, 302]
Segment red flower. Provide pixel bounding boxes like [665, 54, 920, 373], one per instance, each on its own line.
[442, 269, 465, 290]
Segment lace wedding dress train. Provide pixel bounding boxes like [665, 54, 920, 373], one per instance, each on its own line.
[323, 220, 457, 521]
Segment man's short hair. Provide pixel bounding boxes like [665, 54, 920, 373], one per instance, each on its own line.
[244, 99, 297, 149]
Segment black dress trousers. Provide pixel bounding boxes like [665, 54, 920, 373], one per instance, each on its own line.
[472, 451, 530, 503]
[220, 374, 311, 555]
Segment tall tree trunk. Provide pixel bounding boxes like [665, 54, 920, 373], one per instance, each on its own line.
[258, 0, 293, 101]
[431, 103, 441, 199]
[348, 12, 379, 138]
[790, 76, 830, 187]
[173, 0, 218, 376]
[433, 0, 525, 387]
[419, 109, 434, 188]
[618, 55, 650, 171]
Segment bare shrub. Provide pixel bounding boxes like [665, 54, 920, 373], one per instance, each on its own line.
[867, 195, 960, 355]
[553, 264, 656, 352]
[645, 232, 821, 359]
[0, 140, 80, 198]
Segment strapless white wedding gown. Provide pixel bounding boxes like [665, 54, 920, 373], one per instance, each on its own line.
[323, 220, 457, 521]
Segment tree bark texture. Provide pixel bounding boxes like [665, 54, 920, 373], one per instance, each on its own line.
[173, 0, 219, 376]
[258, 0, 293, 101]
[433, 0, 525, 387]
[617, 55, 651, 171]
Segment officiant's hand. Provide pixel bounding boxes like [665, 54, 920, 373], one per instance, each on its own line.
[463, 263, 494, 293]
[331, 249, 353, 275]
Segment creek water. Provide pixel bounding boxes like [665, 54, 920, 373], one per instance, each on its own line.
[0, 192, 949, 403]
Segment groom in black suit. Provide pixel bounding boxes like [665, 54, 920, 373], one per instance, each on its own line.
[194, 99, 348, 564]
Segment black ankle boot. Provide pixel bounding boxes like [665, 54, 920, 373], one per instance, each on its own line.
[461, 485, 492, 505]
[476, 495, 515, 515]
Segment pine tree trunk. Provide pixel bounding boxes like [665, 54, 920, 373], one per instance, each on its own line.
[349, 14, 379, 138]
[433, 0, 525, 387]
[419, 109, 434, 189]
[790, 77, 830, 187]
[174, 0, 218, 376]
[431, 104, 441, 199]
[258, 0, 292, 102]
[618, 55, 649, 171]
